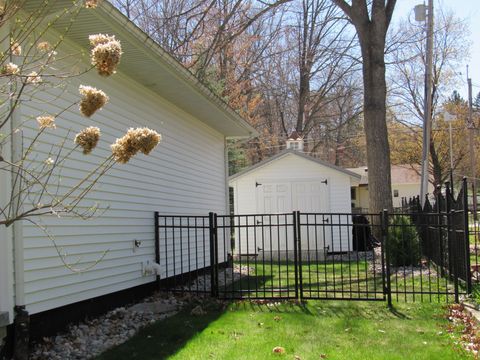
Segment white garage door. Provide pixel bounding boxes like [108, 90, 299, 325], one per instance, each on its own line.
[254, 179, 330, 254]
[256, 179, 329, 213]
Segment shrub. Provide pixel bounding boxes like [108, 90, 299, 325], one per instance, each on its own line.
[387, 216, 421, 267]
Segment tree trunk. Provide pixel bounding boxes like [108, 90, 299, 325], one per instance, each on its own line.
[331, 0, 396, 214]
[358, 30, 393, 213]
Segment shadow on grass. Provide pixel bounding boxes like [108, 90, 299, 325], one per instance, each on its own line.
[96, 304, 226, 360]
[230, 298, 412, 320]
[97, 275, 275, 360]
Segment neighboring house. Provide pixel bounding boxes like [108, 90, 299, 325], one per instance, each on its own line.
[348, 165, 434, 209]
[0, 0, 256, 345]
[229, 138, 361, 255]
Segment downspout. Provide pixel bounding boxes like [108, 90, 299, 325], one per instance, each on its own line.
[11, 63, 29, 360]
[0, 18, 15, 352]
[224, 137, 232, 265]
[224, 137, 230, 215]
[11, 53, 26, 312]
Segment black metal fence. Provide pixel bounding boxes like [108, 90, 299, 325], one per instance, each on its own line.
[402, 179, 472, 295]
[154, 183, 471, 304]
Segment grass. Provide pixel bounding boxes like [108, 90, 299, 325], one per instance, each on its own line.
[96, 300, 468, 360]
[222, 260, 455, 302]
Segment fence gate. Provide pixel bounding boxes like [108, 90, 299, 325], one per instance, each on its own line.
[297, 212, 386, 301]
[155, 183, 472, 304]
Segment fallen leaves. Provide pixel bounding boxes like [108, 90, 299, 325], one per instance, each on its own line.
[445, 303, 480, 356]
[272, 346, 285, 354]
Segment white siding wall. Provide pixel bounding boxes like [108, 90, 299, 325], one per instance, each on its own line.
[353, 183, 432, 209]
[230, 153, 353, 252]
[392, 183, 424, 208]
[17, 34, 227, 314]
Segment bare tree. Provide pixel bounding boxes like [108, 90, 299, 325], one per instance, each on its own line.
[292, 0, 357, 141]
[332, 0, 396, 213]
[308, 77, 364, 166]
[388, 9, 470, 189]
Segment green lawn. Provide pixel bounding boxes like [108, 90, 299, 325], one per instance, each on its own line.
[220, 260, 455, 302]
[96, 300, 468, 360]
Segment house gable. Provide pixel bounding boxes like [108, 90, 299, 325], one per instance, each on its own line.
[230, 150, 361, 184]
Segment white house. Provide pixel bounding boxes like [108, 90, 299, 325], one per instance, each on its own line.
[229, 142, 361, 257]
[348, 165, 435, 209]
[0, 0, 256, 345]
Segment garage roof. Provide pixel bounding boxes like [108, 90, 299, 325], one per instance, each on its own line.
[229, 149, 362, 182]
[22, 0, 257, 138]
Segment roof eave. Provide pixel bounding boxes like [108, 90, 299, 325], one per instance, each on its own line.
[229, 149, 362, 182]
[98, 2, 258, 138]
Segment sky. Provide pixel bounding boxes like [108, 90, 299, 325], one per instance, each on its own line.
[393, 0, 480, 99]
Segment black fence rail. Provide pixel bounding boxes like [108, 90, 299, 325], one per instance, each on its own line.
[155, 189, 471, 304]
[155, 215, 212, 295]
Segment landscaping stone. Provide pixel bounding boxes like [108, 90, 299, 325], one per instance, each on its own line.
[368, 246, 438, 278]
[128, 301, 177, 314]
[30, 293, 185, 360]
[175, 265, 253, 292]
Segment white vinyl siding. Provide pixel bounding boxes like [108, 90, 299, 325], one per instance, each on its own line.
[17, 35, 227, 315]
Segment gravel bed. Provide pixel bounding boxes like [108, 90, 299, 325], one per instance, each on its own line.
[176, 264, 253, 292]
[326, 250, 376, 262]
[30, 294, 184, 360]
[368, 246, 439, 278]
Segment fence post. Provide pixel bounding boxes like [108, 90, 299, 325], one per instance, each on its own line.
[293, 211, 299, 299]
[297, 211, 304, 301]
[446, 183, 459, 302]
[462, 177, 472, 293]
[381, 209, 392, 307]
[436, 186, 445, 277]
[213, 213, 219, 297]
[209, 212, 218, 297]
[154, 211, 160, 288]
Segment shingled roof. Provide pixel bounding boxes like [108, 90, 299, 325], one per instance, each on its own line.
[347, 165, 422, 186]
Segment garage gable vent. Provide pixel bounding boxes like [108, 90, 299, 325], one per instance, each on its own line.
[286, 130, 304, 151]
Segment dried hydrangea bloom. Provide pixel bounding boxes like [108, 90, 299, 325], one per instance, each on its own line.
[74, 126, 101, 154]
[89, 33, 122, 76]
[1, 63, 19, 75]
[85, 0, 98, 8]
[111, 127, 161, 164]
[78, 85, 109, 117]
[37, 41, 51, 52]
[26, 71, 42, 84]
[11, 42, 21, 56]
[89, 34, 115, 47]
[36, 115, 56, 129]
[133, 127, 162, 155]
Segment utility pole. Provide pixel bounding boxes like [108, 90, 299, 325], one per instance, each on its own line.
[420, 0, 434, 206]
[444, 111, 455, 196]
[467, 70, 478, 219]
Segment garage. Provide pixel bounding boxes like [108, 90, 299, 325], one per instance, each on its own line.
[229, 149, 361, 256]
